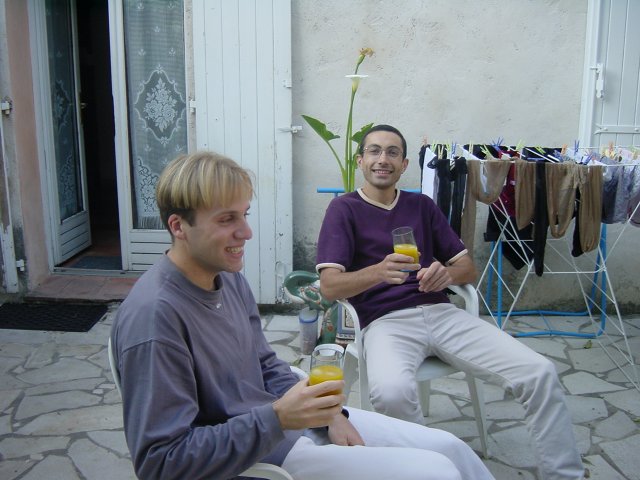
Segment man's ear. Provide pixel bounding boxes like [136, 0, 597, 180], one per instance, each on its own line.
[402, 158, 409, 173]
[167, 213, 187, 240]
[356, 154, 363, 168]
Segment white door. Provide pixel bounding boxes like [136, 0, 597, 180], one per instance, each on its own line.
[579, 0, 640, 147]
[30, 0, 91, 264]
[109, 0, 293, 303]
[192, 0, 294, 303]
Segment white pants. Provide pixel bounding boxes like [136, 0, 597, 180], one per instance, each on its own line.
[362, 303, 584, 480]
[281, 407, 493, 480]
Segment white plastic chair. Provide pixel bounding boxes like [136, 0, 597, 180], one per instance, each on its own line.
[339, 284, 488, 458]
[107, 338, 295, 480]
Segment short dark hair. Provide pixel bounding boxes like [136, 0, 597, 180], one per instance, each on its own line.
[358, 124, 407, 159]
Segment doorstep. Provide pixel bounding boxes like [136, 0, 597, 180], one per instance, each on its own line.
[25, 272, 140, 303]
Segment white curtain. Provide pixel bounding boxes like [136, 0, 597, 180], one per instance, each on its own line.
[46, 0, 83, 221]
[123, 0, 187, 229]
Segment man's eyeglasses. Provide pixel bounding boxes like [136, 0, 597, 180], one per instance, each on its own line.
[363, 145, 403, 160]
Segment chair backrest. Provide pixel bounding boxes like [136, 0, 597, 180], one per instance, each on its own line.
[106, 337, 296, 480]
[107, 337, 122, 396]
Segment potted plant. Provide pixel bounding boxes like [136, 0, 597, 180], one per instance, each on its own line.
[302, 47, 375, 193]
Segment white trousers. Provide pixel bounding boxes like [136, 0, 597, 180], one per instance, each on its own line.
[362, 303, 584, 480]
[281, 407, 494, 480]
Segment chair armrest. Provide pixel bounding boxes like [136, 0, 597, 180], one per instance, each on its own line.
[448, 284, 479, 316]
[240, 463, 294, 480]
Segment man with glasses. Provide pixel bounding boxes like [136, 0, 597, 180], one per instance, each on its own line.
[316, 124, 585, 480]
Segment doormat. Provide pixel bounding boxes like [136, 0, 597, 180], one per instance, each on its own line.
[0, 303, 109, 332]
[69, 256, 122, 270]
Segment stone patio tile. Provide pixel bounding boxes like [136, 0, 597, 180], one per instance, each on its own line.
[270, 344, 299, 364]
[431, 377, 505, 404]
[605, 366, 640, 385]
[602, 389, 640, 417]
[265, 314, 299, 331]
[57, 344, 103, 358]
[484, 459, 536, 480]
[0, 389, 20, 412]
[422, 394, 463, 422]
[563, 371, 625, 395]
[1, 356, 25, 374]
[594, 411, 639, 440]
[24, 378, 104, 396]
[24, 342, 57, 369]
[263, 330, 291, 343]
[0, 330, 57, 345]
[0, 459, 33, 480]
[15, 391, 102, 420]
[0, 435, 69, 459]
[488, 425, 537, 469]
[16, 357, 103, 385]
[69, 438, 136, 480]
[599, 434, 640, 480]
[549, 357, 572, 375]
[0, 414, 11, 435]
[573, 424, 592, 454]
[564, 395, 608, 424]
[17, 404, 123, 435]
[0, 372, 30, 390]
[429, 419, 484, 439]
[87, 430, 131, 457]
[518, 337, 569, 358]
[582, 455, 626, 479]
[0, 342, 35, 358]
[484, 399, 526, 421]
[567, 348, 617, 373]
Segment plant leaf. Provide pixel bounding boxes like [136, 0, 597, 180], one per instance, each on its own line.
[351, 123, 374, 145]
[301, 115, 340, 142]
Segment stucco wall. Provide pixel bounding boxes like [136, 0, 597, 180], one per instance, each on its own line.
[2, 0, 49, 290]
[290, 0, 630, 312]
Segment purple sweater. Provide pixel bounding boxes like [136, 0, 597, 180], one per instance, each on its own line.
[111, 255, 301, 479]
[317, 189, 467, 328]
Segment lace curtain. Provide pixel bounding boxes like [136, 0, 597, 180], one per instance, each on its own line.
[46, 0, 83, 221]
[123, 0, 187, 229]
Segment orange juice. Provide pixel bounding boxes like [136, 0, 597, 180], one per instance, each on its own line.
[309, 365, 344, 395]
[394, 243, 419, 263]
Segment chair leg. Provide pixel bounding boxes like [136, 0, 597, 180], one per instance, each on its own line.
[465, 374, 489, 458]
[418, 379, 432, 417]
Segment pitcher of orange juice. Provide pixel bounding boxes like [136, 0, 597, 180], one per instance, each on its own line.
[309, 344, 344, 395]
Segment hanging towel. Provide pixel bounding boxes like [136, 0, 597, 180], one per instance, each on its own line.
[461, 158, 511, 256]
[545, 162, 578, 239]
[515, 158, 536, 230]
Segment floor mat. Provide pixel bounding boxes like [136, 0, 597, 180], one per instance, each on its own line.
[68, 256, 122, 270]
[0, 303, 109, 332]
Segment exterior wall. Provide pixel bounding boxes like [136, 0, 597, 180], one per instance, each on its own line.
[2, 0, 49, 291]
[290, 0, 639, 312]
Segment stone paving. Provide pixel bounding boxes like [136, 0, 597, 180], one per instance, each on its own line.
[0, 304, 639, 479]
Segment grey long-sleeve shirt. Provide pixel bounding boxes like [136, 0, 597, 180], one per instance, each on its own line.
[111, 255, 302, 479]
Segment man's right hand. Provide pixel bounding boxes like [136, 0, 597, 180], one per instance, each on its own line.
[377, 253, 420, 284]
[272, 379, 345, 430]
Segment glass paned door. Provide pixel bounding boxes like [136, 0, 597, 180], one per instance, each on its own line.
[39, 0, 91, 263]
[122, 0, 188, 230]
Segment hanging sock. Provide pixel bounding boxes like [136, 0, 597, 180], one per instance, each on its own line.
[533, 160, 549, 276]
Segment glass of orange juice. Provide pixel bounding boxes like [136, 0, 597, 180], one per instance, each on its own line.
[309, 344, 344, 395]
[392, 226, 419, 264]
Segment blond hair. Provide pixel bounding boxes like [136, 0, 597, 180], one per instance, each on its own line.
[156, 151, 254, 233]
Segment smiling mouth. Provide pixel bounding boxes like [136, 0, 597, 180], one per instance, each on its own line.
[373, 169, 392, 175]
[226, 247, 243, 254]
